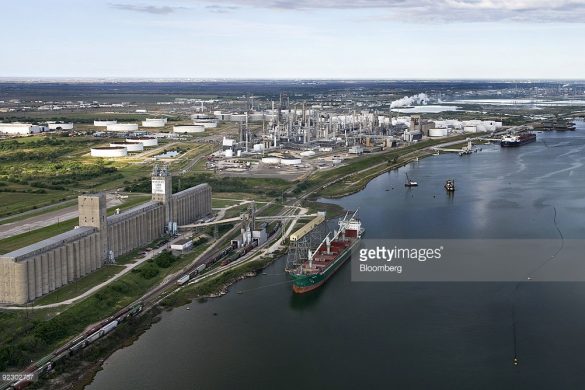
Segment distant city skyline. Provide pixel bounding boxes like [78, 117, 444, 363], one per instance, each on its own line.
[3, 0, 585, 79]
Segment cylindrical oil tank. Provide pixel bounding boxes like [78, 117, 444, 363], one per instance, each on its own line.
[300, 150, 316, 157]
[280, 158, 302, 166]
[48, 122, 74, 130]
[463, 126, 477, 133]
[94, 120, 117, 127]
[429, 128, 448, 137]
[126, 137, 158, 147]
[110, 142, 143, 152]
[247, 113, 265, 121]
[142, 118, 167, 127]
[193, 121, 217, 128]
[174, 125, 205, 133]
[229, 114, 247, 122]
[224, 149, 234, 158]
[106, 123, 139, 132]
[91, 146, 128, 157]
[261, 157, 281, 165]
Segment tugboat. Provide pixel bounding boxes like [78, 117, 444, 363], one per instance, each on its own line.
[404, 173, 418, 187]
[444, 179, 455, 192]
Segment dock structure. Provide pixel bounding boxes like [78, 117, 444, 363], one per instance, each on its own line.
[286, 213, 328, 271]
[290, 214, 326, 242]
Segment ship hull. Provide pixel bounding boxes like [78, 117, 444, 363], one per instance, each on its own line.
[501, 136, 536, 147]
[288, 238, 359, 294]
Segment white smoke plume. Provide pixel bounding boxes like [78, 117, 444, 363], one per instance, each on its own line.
[390, 93, 429, 109]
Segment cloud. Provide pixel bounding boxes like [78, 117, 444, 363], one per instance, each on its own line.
[205, 5, 239, 13]
[185, 0, 585, 22]
[109, 3, 185, 15]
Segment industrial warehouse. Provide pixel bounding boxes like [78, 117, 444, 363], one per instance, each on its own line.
[0, 166, 212, 305]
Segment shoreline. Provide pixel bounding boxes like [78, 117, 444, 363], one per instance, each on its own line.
[316, 149, 435, 200]
[29, 141, 452, 389]
[39, 255, 282, 389]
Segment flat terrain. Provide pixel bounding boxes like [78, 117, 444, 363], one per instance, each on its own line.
[0, 195, 150, 254]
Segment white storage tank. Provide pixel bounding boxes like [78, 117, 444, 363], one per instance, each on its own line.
[94, 120, 117, 127]
[253, 144, 265, 152]
[222, 137, 236, 147]
[126, 137, 158, 147]
[280, 158, 302, 166]
[248, 113, 265, 121]
[261, 157, 281, 165]
[300, 150, 316, 157]
[463, 126, 477, 133]
[192, 114, 215, 120]
[174, 125, 205, 133]
[429, 128, 448, 137]
[224, 149, 234, 158]
[349, 146, 364, 154]
[319, 147, 333, 152]
[0, 123, 44, 135]
[107, 123, 139, 132]
[48, 122, 74, 130]
[142, 118, 167, 128]
[193, 121, 217, 128]
[91, 146, 128, 158]
[110, 142, 144, 152]
[229, 114, 247, 122]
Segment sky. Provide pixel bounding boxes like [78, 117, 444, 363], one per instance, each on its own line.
[2, 0, 585, 79]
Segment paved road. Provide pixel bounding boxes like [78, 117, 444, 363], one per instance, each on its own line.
[0, 194, 123, 240]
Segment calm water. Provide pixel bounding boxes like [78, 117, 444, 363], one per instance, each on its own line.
[89, 121, 585, 390]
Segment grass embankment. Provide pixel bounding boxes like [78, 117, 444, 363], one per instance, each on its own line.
[37, 251, 278, 390]
[0, 200, 76, 226]
[298, 135, 473, 199]
[160, 256, 276, 308]
[33, 266, 125, 306]
[0, 195, 150, 255]
[302, 200, 345, 217]
[0, 240, 212, 372]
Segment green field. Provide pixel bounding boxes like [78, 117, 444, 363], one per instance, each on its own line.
[0, 191, 71, 218]
[0, 135, 155, 217]
[33, 265, 125, 306]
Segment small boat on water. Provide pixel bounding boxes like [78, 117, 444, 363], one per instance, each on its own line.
[405, 173, 418, 187]
[444, 179, 455, 192]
